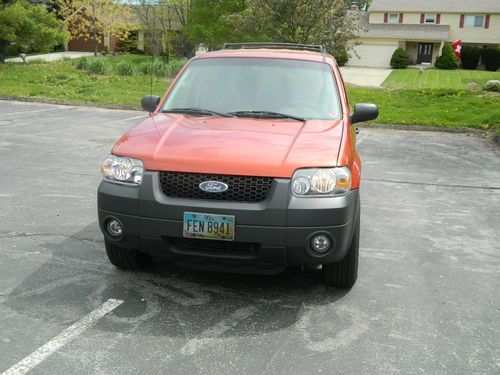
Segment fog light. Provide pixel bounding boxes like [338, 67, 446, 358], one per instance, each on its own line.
[311, 234, 331, 253]
[107, 219, 123, 237]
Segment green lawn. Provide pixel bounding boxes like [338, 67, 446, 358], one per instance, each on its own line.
[0, 55, 176, 106]
[347, 86, 499, 132]
[383, 69, 500, 90]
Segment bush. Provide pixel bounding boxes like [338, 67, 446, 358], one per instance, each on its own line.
[435, 44, 458, 70]
[390, 48, 410, 69]
[102, 46, 110, 55]
[76, 57, 89, 70]
[482, 47, 500, 72]
[115, 60, 134, 76]
[168, 59, 187, 77]
[139, 60, 167, 77]
[86, 59, 108, 75]
[333, 49, 349, 67]
[115, 31, 139, 53]
[61, 56, 73, 65]
[460, 46, 481, 70]
[484, 80, 500, 92]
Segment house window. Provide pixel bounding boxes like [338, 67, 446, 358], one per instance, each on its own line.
[465, 15, 485, 27]
[388, 13, 399, 24]
[425, 13, 436, 24]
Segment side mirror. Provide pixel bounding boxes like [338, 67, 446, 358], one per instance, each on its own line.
[141, 95, 161, 113]
[350, 103, 378, 124]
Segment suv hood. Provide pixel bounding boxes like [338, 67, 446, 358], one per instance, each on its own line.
[113, 114, 344, 178]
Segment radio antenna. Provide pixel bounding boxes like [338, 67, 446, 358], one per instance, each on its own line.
[149, 1, 156, 98]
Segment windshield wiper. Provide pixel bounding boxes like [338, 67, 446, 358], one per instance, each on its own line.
[162, 107, 236, 118]
[227, 110, 305, 122]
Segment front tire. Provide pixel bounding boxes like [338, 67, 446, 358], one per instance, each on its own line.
[322, 200, 360, 288]
[105, 239, 150, 269]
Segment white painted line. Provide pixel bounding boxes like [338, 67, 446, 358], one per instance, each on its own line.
[1, 107, 61, 116]
[181, 306, 258, 355]
[1, 299, 124, 375]
[121, 114, 147, 121]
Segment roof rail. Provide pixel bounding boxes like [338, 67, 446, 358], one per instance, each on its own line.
[222, 42, 327, 57]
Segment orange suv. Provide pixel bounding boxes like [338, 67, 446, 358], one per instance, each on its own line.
[98, 43, 378, 288]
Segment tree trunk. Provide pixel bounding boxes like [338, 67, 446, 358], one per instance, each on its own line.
[93, 28, 98, 56]
[91, 3, 98, 56]
[0, 40, 6, 64]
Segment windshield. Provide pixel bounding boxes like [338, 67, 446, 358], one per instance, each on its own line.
[162, 57, 342, 120]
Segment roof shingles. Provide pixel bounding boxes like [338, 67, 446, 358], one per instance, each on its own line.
[369, 0, 500, 13]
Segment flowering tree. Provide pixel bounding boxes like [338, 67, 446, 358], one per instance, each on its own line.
[57, 0, 133, 56]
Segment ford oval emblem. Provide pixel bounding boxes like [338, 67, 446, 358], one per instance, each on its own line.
[199, 181, 229, 193]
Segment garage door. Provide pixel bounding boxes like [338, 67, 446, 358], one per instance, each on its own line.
[348, 44, 397, 68]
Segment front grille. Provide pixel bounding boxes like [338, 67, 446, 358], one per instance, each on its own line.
[159, 172, 273, 202]
[168, 237, 257, 255]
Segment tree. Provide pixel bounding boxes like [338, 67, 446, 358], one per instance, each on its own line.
[0, 0, 67, 62]
[57, 0, 133, 56]
[182, 0, 245, 50]
[435, 43, 458, 70]
[229, 0, 359, 65]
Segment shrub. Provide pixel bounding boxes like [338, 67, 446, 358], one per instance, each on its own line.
[460, 46, 481, 70]
[482, 47, 500, 72]
[115, 31, 139, 53]
[139, 60, 167, 77]
[484, 80, 500, 92]
[435, 44, 458, 70]
[86, 59, 108, 75]
[390, 48, 410, 69]
[115, 60, 134, 76]
[168, 59, 187, 77]
[61, 56, 73, 65]
[333, 49, 349, 67]
[102, 46, 110, 55]
[76, 57, 89, 70]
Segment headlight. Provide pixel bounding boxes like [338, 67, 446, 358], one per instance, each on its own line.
[101, 155, 144, 185]
[292, 167, 351, 197]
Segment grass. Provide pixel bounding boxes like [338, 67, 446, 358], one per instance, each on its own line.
[0, 56, 498, 133]
[0, 55, 175, 106]
[347, 86, 499, 132]
[383, 69, 500, 90]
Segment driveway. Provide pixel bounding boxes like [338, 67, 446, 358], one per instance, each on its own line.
[6, 51, 94, 63]
[0, 100, 499, 374]
[340, 66, 392, 87]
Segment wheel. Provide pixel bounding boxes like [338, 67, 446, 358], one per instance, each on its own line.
[104, 239, 151, 270]
[322, 200, 360, 288]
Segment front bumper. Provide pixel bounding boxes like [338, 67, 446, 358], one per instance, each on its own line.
[98, 172, 359, 274]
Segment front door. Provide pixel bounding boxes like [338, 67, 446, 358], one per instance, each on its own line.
[417, 43, 434, 64]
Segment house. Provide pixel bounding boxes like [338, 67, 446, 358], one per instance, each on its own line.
[348, 0, 500, 67]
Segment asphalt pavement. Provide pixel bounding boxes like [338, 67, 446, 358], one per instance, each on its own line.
[0, 100, 499, 374]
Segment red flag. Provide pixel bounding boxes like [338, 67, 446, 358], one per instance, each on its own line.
[451, 40, 462, 58]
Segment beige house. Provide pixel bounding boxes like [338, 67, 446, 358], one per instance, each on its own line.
[348, 0, 500, 67]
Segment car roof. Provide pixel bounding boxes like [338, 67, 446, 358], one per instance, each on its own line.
[195, 49, 336, 65]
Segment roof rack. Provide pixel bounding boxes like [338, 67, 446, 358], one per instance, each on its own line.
[222, 42, 327, 60]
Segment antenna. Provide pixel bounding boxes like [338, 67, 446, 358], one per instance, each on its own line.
[149, 1, 156, 99]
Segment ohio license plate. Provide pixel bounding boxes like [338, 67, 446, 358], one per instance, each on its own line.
[183, 212, 235, 241]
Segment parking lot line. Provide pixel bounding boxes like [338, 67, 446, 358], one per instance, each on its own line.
[181, 306, 259, 355]
[1, 299, 124, 375]
[1, 107, 61, 116]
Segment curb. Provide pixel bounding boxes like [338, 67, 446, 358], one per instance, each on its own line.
[0, 96, 141, 112]
[357, 122, 483, 134]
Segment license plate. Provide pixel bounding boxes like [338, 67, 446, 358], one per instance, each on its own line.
[183, 212, 235, 241]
